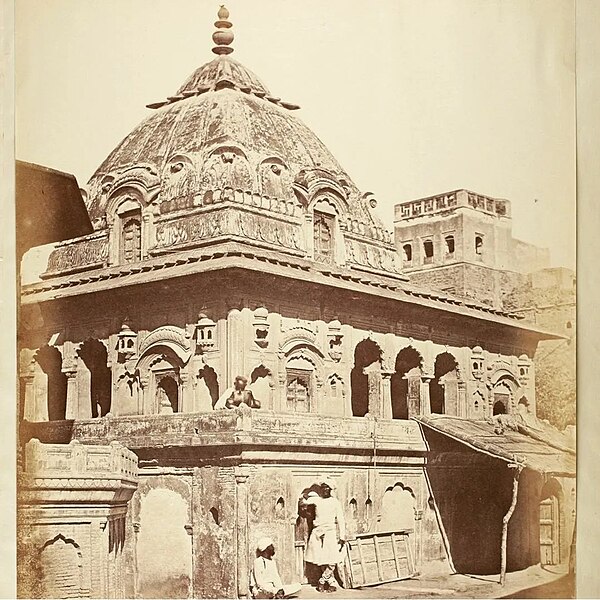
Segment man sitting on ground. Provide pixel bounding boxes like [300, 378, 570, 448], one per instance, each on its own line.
[250, 537, 301, 599]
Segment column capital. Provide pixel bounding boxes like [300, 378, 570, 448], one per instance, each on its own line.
[234, 466, 251, 483]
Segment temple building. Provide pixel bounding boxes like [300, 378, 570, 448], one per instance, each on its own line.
[17, 8, 575, 599]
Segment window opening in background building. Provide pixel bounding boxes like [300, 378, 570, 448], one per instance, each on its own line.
[423, 240, 434, 264]
[475, 235, 484, 258]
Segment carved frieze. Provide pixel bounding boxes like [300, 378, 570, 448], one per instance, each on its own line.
[45, 234, 109, 275]
[154, 208, 302, 251]
[344, 236, 401, 274]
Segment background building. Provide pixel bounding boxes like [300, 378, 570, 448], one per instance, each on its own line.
[394, 190, 576, 430]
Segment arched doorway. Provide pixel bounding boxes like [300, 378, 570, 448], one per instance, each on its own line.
[539, 479, 563, 566]
[493, 400, 507, 415]
[391, 347, 422, 419]
[195, 365, 219, 410]
[35, 346, 67, 421]
[430, 352, 459, 415]
[79, 340, 111, 417]
[351, 339, 382, 417]
[493, 381, 512, 415]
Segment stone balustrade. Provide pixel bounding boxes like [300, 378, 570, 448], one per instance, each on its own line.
[204, 186, 302, 218]
[22, 438, 138, 485]
[394, 189, 511, 221]
[21, 410, 427, 454]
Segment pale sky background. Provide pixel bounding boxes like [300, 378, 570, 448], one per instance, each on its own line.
[15, 0, 575, 269]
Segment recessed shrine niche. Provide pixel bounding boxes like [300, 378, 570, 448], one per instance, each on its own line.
[258, 157, 293, 201]
[201, 146, 252, 202]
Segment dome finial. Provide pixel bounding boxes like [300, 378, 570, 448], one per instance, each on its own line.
[212, 5, 234, 55]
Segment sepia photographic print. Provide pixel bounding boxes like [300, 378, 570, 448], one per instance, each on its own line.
[11, 1, 587, 598]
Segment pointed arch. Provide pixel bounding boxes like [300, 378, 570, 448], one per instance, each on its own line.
[35, 345, 67, 421]
[391, 346, 423, 420]
[78, 339, 111, 417]
[430, 352, 459, 415]
[350, 338, 382, 417]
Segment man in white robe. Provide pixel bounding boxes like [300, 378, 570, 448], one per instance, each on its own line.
[300, 480, 346, 593]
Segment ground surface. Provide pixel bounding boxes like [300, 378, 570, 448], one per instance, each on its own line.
[297, 565, 573, 599]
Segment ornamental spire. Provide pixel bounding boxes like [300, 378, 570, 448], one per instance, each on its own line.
[212, 5, 234, 55]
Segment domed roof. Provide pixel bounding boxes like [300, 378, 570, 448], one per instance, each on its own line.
[84, 7, 387, 240]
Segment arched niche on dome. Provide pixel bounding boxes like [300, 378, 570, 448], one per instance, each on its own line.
[257, 157, 294, 201]
[106, 184, 157, 266]
[308, 195, 347, 266]
[200, 146, 253, 202]
[160, 154, 200, 212]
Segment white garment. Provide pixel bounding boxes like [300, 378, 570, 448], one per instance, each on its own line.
[250, 557, 301, 598]
[304, 496, 346, 566]
[251, 556, 283, 594]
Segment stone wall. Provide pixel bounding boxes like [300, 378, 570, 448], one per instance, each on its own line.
[17, 439, 138, 599]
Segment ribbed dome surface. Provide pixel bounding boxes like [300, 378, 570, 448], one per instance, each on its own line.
[177, 56, 271, 98]
[85, 77, 362, 223]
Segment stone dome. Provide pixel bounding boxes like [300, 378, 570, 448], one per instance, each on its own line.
[84, 52, 381, 227]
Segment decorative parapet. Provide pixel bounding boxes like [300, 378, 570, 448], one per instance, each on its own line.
[394, 189, 511, 222]
[345, 217, 393, 245]
[203, 187, 302, 218]
[23, 439, 138, 487]
[344, 235, 402, 274]
[21, 412, 427, 454]
[18, 439, 139, 600]
[43, 231, 109, 278]
[154, 205, 303, 253]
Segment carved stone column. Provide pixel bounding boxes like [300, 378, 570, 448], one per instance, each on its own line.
[139, 375, 150, 415]
[62, 342, 80, 419]
[457, 381, 467, 418]
[227, 309, 244, 387]
[179, 372, 193, 414]
[364, 363, 383, 417]
[420, 376, 433, 416]
[381, 371, 394, 420]
[406, 373, 422, 418]
[63, 369, 79, 419]
[21, 374, 38, 421]
[235, 467, 250, 598]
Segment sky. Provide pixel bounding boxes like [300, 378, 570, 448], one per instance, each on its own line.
[15, 0, 576, 269]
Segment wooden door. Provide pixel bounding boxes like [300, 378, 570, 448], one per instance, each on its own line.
[539, 496, 559, 565]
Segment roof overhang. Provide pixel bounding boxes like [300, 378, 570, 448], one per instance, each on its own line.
[20, 242, 563, 341]
[415, 415, 576, 477]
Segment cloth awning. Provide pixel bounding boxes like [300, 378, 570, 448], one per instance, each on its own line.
[415, 414, 576, 477]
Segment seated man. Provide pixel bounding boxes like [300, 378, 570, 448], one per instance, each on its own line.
[225, 375, 261, 409]
[250, 537, 301, 599]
